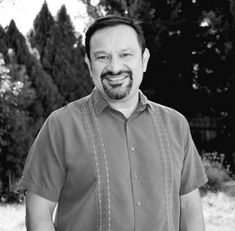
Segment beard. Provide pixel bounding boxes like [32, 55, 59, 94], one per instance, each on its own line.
[100, 69, 133, 100]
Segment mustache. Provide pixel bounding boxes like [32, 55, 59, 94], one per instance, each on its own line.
[101, 70, 132, 80]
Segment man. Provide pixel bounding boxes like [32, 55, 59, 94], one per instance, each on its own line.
[19, 15, 208, 231]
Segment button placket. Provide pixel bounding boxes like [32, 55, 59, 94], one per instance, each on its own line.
[126, 121, 143, 227]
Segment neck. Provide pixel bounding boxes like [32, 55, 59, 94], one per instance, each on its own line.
[107, 93, 139, 118]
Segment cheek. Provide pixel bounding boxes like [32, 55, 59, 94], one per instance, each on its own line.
[91, 62, 106, 75]
[90, 65, 101, 78]
[131, 60, 144, 75]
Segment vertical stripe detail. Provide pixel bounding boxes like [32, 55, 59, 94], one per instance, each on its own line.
[81, 104, 103, 231]
[88, 99, 111, 231]
[150, 105, 174, 231]
[81, 97, 111, 231]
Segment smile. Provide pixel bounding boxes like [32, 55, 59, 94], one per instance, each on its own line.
[105, 74, 129, 82]
[108, 76, 127, 81]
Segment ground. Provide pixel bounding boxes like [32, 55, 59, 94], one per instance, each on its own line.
[0, 191, 235, 231]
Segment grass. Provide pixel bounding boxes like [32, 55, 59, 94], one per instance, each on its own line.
[202, 191, 235, 231]
[0, 192, 234, 231]
[0, 203, 26, 231]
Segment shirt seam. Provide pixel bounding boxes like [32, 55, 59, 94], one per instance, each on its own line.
[180, 174, 208, 195]
[19, 176, 60, 201]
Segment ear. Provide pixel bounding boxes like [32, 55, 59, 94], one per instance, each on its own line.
[142, 48, 150, 73]
[85, 54, 92, 77]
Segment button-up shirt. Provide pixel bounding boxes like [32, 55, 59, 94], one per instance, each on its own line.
[19, 88, 207, 231]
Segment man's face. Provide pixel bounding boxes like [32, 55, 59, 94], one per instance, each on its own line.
[86, 24, 149, 102]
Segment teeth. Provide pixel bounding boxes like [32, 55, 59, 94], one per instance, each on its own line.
[108, 76, 127, 81]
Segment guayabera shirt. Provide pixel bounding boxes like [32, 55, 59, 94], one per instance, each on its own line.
[19, 88, 207, 231]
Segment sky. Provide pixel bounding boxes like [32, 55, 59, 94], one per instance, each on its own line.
[0, 0, 91, 36]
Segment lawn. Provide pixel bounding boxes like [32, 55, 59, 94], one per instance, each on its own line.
[0, 192, 235, 231]
[0, 203, 26, 231]
[202, 192, 235, 231]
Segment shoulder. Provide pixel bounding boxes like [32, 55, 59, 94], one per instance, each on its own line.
[148, 101, 191, 139]
[149, 101, 187, 124]
[149, 101, 192, 145]
[46, 95, 90, 127]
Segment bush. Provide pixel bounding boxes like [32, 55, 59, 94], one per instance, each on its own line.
[0, 190, 25, 204]
[201, 152, 232, 194]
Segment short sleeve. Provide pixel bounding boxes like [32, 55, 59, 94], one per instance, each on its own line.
[18, 112, 66, 202]
[179, 117, 208, 195]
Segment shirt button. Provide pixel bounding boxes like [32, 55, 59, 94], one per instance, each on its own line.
[137, 201, 142, 207]
[133, 174, 138, 179]
[131, 146, 135, 152]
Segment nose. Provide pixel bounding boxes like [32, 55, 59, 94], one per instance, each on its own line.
[107, 56, 123, 73]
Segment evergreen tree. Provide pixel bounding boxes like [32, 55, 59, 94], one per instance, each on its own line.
[5, 20, 32, 65]
[0, 25, 8, 57]
[6, 19, 63, 119]
[0, 51, 36, 192]
[28, 1, 55, 59]
[43, 5, 92, 103]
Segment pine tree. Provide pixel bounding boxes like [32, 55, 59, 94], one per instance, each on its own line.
[43, 5, 92, 103]
[6, 19, 63, 119]
[5, 20, 31, 65]
[28, 1, 55, 59]
[0, 25, 8, 56]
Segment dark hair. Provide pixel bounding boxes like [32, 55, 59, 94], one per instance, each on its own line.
[85, 15, 146, 60]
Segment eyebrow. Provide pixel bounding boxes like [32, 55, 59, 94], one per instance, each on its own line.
[93, 51, 108, 57]
[120, 48, 135, 53]
[93, 48, 135, 55]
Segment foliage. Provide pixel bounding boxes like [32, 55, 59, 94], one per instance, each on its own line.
[43, 5, 92, 103]
[0, 18, 63, 120]
[201, 152, 232, 193]
[0, 51, 36, 192]
[31, 3, 93, 104]
[28, 1, 55, 57]
[0, 2, 93, 192]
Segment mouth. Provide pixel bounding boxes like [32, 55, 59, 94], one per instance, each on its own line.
[105, 74, 128, 82]
[101, 70, 132, 88]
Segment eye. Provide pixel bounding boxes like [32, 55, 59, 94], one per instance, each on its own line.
[96, 56, 109, 61]
[121, 53, 132, 58]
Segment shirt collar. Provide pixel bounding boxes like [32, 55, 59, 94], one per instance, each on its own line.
[91, 87, 152, 116]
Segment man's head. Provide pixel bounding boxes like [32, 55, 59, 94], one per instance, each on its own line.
[85, 15, 150, 102]
[85, 15, 146, 61]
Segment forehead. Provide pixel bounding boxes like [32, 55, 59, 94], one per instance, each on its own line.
[89, 24, 141, 53]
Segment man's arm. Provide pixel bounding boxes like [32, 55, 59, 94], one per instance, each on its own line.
[180, 188, 206, 231]
[26, 192, 57, 231]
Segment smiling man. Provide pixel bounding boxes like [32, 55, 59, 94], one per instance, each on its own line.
[19, 15, 208, 231]
[85, 19, 150, 117]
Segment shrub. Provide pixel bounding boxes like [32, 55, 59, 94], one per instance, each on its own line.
[0, 190, 25, 204]
[200, 152, 232, 194]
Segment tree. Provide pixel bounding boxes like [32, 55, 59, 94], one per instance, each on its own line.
[28, 1, 55, 58]
[0, 25, 8, 57]
[28, 1, 55, 69]
[42, 5, 93, 103]
[6, 19, 63, 119]
[0, 51, 36, 192]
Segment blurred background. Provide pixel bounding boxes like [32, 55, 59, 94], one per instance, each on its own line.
[0, 0, 235, 219]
